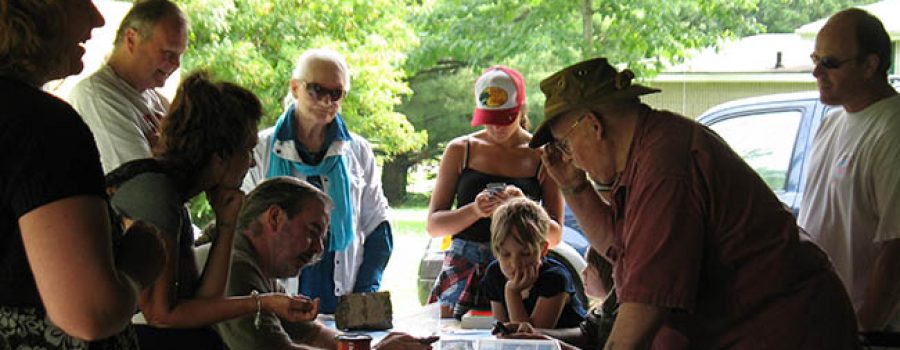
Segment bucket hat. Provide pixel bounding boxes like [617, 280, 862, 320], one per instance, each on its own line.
[529, 57, 660, 148]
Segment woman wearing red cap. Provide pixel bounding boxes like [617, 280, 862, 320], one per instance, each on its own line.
[426, 66, 564, 318]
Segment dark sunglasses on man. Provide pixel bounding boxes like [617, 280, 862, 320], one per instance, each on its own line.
[810, 53, 860, 70]
[303, 81, 345, 102]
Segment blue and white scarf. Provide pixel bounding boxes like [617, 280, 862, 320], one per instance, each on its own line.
[267, 104, 354, 251]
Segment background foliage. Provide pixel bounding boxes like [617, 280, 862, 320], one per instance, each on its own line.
[175, 0, 877, 223]
[182, 0, 425, 153]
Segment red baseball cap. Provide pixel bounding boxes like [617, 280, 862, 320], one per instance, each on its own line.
[471, 66, 526, 126]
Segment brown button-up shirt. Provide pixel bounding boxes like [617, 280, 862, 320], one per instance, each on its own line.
[606, 105, 858, 349]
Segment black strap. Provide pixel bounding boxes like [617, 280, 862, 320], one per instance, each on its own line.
[462, 137, 471, 171]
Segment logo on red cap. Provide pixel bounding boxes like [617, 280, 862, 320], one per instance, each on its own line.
[472, 66, 526, 127]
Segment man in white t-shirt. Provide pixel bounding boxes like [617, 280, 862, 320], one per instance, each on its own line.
[70, 0, 188, 173]
[800, 8, 900, 332]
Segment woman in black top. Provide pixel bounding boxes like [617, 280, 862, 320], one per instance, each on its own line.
[427, 66, 564, 318]
[0, 1, 164, 348]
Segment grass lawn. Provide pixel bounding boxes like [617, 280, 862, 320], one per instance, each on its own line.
[382, 207, 432, 316]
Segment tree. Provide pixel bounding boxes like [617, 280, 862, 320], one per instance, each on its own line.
[180, 0, 427, 225]
[383, 0, 762, 203]
[754, 0, 881, 33]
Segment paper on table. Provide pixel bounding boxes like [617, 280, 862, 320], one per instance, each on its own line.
[391, 302, 441, 337]
[440, 339, 560, 350]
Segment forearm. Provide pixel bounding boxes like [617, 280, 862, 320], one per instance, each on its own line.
[20, 197, 145, 340]
[66, 272, 141, 340]
[198, 187, 244, 297]
[143, 294, 257, 329]
[195, 223, 236, 298]
[61, 270, 141, 340]
[505, 289, 530, 323]
[354, 222, 392, 292]
[540, 177, 565, 248]
[603, 303, 665, 350]
[562, 183, 615, 260]
[283, 344, 327, 350]
[858, 239, 900, 330]
[426, 203, 482, 238]
[538, 327, 592, 349]
[302, 324, 339, 349]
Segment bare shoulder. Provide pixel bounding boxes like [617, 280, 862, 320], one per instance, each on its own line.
[443, 133, 478, 156]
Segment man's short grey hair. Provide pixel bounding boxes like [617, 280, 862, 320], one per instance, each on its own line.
[237, 177, 333, 233]
[113, 0, 188, 47]
[283, 48, 351, 108]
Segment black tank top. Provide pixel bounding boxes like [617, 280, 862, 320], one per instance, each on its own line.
[454, 139, 543, 242]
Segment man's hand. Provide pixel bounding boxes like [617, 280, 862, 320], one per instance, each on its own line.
[373, 332, 434, 350]
[263, 294, 319, 323]
[540, 144, 589, 191]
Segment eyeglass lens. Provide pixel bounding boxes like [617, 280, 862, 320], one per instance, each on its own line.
[810, 54, 855, 70]
[306, 82, 344, 102]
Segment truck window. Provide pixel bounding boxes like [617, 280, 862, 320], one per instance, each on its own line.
[708, 110, 802, 191]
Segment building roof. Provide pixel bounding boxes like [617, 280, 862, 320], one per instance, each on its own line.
[655, 0, 900, 83]
[654, 33, 815, 82]
[796, 0, 900, 40]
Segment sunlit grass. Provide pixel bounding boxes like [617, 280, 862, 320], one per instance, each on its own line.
[383, 207, 431, 316]
[391, 207, 429, 236]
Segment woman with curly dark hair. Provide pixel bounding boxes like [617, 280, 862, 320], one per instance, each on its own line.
[1, 1, 166, 348]
[106, 72, 318, 348]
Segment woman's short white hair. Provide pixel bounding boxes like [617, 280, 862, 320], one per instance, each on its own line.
[283, 48, 351, 108]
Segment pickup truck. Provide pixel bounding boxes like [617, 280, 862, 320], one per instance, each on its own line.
[697, 91, 832, 216]
[697, 78, 900, 216]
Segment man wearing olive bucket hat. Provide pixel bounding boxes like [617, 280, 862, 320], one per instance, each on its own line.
[514, 57, 859, 349]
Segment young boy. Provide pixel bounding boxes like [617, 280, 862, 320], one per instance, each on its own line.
[496, 248, 619, 350]
[481, 198, 587, 329]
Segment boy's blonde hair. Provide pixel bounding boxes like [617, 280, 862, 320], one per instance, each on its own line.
[490, 197, 550, 256]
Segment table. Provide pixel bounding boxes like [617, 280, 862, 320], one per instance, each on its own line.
[318, 307, 560, 349]
[317, 304, 493, 346]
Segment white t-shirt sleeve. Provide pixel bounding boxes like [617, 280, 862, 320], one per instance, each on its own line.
[70, 79, 154, 172]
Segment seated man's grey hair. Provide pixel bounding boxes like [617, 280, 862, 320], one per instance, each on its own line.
[237, 177, 333, 233]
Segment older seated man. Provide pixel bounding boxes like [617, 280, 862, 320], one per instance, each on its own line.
[214, 177, 431, 350]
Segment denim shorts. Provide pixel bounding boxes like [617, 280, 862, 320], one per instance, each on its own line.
[430, 239, 495, 307]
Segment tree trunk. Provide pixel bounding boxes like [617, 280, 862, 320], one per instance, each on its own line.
[382, 154, 414, 205]
[581, 0, 593, 59]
